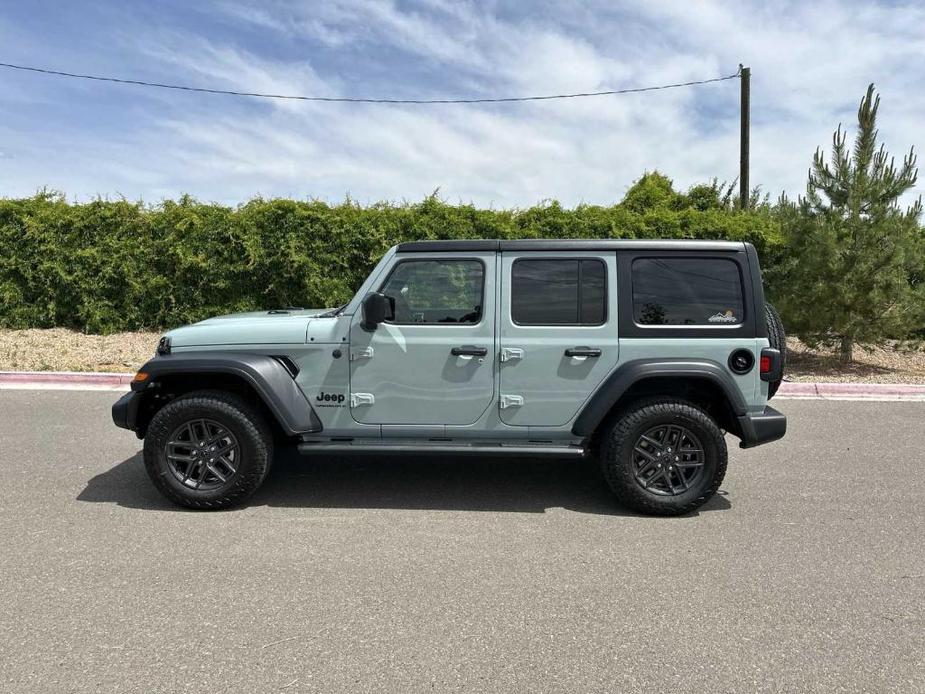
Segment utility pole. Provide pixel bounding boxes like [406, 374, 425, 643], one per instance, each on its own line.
[739, 65, 751, 209]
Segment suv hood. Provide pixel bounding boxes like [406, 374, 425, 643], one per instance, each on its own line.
[201, 308, 333, 321]
[165, 308, 336, 347]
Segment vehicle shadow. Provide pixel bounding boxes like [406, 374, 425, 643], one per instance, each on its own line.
[78, 446, 732, 517]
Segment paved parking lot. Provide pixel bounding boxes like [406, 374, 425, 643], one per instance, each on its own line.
[0, 391, 922, 693]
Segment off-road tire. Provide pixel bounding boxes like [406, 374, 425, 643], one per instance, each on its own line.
[599, 399, 727, 516]
[765, 303, 787, 399]
[143, 390, 273, 510]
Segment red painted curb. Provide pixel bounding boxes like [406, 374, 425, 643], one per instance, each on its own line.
[777, 382, 818, 395]
[1, 371, 924, 396]
[0, 371, 133, 387]
[777, 381, 925, 396]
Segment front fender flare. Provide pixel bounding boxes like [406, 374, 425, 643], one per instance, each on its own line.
[572, 359, 748, 437]
[135, 352, 322, 435]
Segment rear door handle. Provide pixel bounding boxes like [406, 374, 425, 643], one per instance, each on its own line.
[564, 347, 601, 358]
[452, 346, 489, 357]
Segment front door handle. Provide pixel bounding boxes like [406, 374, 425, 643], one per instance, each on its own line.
[451, 346, 489, 357]
[564, 347, 601, 358]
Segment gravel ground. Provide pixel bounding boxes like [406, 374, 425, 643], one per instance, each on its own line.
[0, 328, 160, 372]
[786, 338, 925, 384]
[1, 328, 923, 383]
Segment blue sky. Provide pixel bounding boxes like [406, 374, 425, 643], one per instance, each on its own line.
[0, 0, 922, 207]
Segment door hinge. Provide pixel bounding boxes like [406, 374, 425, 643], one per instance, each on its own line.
[350, 392, 375, 407]
[499, 394, 524, 409]
[350, 346, 374, 361]
[500, 347, 524, 363]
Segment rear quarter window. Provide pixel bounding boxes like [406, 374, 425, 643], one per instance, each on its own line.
[631, 257, 745, 326]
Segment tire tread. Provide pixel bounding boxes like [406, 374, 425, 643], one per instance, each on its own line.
[599, 398, 727, 516]
[143, 390, 273, 510]
[765, 303, 787, 399]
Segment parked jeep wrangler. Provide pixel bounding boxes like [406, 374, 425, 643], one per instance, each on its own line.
[113, 239, 786, 515]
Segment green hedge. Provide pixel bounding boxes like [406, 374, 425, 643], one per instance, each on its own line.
[0, 174, 783, 333]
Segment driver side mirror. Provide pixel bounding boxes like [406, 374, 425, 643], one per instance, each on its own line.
[362, 292, 394, 330]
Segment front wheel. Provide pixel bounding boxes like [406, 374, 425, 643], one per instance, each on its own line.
[143, 390, 273, 510]
[598, 399, 727, 516]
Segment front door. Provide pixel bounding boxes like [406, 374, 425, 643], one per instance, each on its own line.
[499, 251, 618, 426]
[349, 253, 496, 426]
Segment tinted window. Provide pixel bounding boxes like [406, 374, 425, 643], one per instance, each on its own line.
[512, 259, 607, 325]
[380, 259, 483, 324]
[632, 258, 744, 326]
[579, 259, 607, 324]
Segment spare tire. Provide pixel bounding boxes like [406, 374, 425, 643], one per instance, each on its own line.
[764, 303, 787, 399]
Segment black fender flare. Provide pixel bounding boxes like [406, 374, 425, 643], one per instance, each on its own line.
[572, 359, 748, 437]
[134, 352, 322, 435]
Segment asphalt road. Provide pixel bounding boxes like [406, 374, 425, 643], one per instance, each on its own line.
[0, 391, 922, 693]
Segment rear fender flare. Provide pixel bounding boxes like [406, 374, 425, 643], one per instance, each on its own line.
[572, 359, 748, 437]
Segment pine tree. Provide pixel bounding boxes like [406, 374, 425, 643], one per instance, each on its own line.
[774, 84, 924, 363]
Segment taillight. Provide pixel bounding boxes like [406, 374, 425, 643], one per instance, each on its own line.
[760, 348, 780, 382]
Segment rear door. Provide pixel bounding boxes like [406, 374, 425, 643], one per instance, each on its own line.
[348, 252, 496, 426]
[498, 251, 618, 426]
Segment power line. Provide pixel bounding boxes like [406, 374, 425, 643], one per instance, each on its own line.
[0, 60, 740, 104]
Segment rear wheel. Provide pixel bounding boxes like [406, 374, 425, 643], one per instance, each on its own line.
[143, 390, 273, 509]
[599, 399, 727, 516]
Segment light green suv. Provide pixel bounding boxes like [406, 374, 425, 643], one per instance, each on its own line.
[113, 239, 787, 515]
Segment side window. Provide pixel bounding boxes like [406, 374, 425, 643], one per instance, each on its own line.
[379, 259, 484, 324]
[632, 257, 745, 326]
[511, 259, 607, 326]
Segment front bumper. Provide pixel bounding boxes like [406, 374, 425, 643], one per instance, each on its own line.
[112, 391, 142, 433]
[737, 405, 787, 449]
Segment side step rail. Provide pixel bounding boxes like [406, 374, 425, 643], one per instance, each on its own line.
[297, 440, 587, 457]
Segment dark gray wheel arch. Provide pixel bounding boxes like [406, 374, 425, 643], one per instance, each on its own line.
[134, 352, 322, 435]
[572, 359, 748, 437]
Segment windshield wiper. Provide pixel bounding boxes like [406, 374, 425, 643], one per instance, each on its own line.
[318, 303, 348, 318]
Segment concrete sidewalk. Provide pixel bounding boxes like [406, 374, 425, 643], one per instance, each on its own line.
[2, 370, 925, 400]
[0, 370, 133, 391]
[777, 381, 925, 400]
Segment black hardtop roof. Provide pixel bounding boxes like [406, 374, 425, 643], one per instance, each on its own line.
[395, 239, 747, 253]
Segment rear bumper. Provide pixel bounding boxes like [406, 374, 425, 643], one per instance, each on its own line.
[737, 405, 786, 449]
[112, 391, 142, 433]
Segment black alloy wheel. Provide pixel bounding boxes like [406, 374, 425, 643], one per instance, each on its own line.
[165, 418, 241, 491]
[143, 390, 273, 510]
[631, 424, 705, 496]
[598, 398, 727, 516]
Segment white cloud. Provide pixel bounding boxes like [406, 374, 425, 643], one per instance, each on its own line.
[0, 0, 921, 207]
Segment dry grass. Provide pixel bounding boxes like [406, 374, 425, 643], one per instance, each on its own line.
[0, 329, 160, 372]
[786, 337, 925, 383]
[1, 329, 924, 383]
